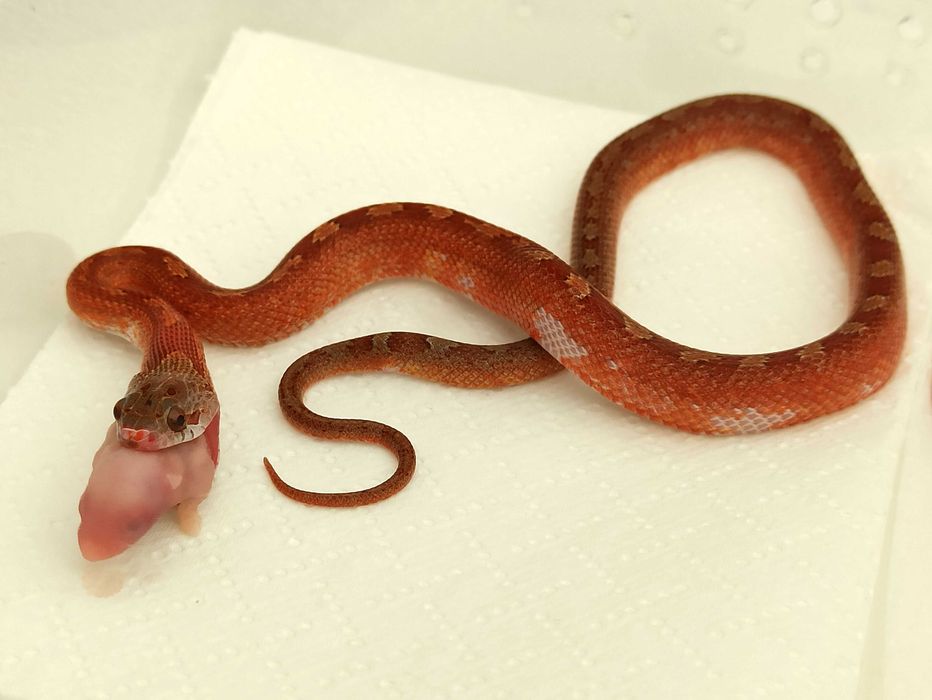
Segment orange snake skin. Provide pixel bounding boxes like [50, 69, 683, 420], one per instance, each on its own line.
[67, 94, 907, 508]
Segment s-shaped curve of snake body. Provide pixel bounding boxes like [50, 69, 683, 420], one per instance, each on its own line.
[67, 94, 907, 508]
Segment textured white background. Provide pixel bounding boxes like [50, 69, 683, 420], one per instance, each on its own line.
[1, 2, 931, 699]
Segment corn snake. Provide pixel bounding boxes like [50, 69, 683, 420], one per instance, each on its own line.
[67, 93, 907, 525]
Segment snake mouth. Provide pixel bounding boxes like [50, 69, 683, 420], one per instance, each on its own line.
[119, 426, 159, 449]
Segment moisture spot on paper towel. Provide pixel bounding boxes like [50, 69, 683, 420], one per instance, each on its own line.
[613, 12, 636, 37]
[715, 28, 744, 55]
[809, 0, 842, 27]
[897, 15, 925, 43]
[82, 562, 126, 598]
[799, 47, 828, 73]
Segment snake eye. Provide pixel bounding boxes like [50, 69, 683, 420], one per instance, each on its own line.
[113, 398, 126, 421]
[166, 406, 187, 433]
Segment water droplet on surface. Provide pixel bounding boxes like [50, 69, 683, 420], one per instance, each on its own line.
[614, 12, 636, 37]
[715, 28, 744, 54]
[800, 47, 828, 73]
[515, 2, 533, 18]
[898, 15, 925, 43]
[885, 64, 911, 87]
[810, 0, 842, 26]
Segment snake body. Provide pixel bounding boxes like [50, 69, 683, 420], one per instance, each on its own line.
[67, 95, 907, 510]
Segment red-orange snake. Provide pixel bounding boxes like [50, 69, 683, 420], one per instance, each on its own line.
[67, 94, 907, 519]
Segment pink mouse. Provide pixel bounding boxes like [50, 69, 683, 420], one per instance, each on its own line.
[77, 415, 220, 560]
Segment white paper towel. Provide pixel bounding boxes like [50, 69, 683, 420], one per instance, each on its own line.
[1, 31, 930, 698]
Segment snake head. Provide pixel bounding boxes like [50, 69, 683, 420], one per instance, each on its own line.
[113, 361, 219, 450]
